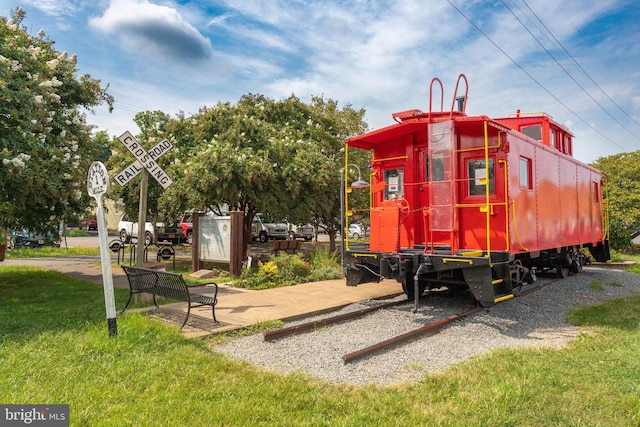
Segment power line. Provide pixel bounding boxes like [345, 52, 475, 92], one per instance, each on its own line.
[516, 0, 640, 137]
[500, 0, 640, 143]
[445, 0, 628, 152]
[545, 0, 640, 130]
[112, 100, 145, 114]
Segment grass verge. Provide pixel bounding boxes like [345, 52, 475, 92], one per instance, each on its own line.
[6, 246, 102, 258]
[1, 266, 640, 425]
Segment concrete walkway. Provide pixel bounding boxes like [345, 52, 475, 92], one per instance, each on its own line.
[182, 279, 402, 337]
[1, 255, 403, 338]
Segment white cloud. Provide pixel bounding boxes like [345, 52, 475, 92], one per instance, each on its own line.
[89, 0, 213, 62]
[12, 0, 637, 164]
[19, 0, 78, 17]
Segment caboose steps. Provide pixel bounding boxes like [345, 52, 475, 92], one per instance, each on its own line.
[494, 294, 515, 303]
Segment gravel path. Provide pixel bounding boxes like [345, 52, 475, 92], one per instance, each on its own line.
[213, 267, 640, 386]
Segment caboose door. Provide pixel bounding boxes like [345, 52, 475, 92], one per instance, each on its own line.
[419, 120, 457, 253]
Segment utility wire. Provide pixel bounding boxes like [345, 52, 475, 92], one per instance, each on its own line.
[545, 0, 640, 130]
[446, 0, 628, 151]
[112, 100, 146, 114]
[501, 0, 640, 143]
[516, 0, 640, 138]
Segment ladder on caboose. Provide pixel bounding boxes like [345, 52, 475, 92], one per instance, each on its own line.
[424, 75, 468, 254]
[426, 120, 457, 254]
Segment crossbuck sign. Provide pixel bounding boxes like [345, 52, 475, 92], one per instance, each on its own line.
[115, 131, 173, 189]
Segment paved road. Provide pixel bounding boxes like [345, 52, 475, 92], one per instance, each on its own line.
[1, 254, 131, 288]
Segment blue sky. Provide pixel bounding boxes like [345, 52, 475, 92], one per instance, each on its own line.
[2, 0, 639, 164]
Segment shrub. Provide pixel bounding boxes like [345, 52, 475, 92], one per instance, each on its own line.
[308, 265, 343, 282]
[235, 249, 343, 289]
[257, 260, 279, 282]
[272, 253, 312, 284]
[309, 247, 338, 268]
[237, 253, 311, 289]
[308, 248, 343, 281]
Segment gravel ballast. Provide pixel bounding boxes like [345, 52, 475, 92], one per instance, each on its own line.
[213, 267, 640, 386]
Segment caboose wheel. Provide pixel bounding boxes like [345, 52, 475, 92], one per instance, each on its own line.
[570, 252, 585, 274]
[556, 264, 570, 278]
[401, 275, 426, 300]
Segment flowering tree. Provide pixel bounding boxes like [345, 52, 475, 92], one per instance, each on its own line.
[170, 93, 367, 256]
[0, 8, 113, 238]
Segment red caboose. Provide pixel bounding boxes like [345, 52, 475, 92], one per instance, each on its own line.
[344, 75, 610, 307]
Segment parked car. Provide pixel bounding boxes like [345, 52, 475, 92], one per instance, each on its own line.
[289, 223, 315, 241]
[117, 215, 163, 245]
[178, 212, 193, 244]
[8, 230, 60, 249]
[348, 224, 365, 239]
[81, 217, 98, 231]
[251, 214, 289, 242]
[155, 223, 186, 245]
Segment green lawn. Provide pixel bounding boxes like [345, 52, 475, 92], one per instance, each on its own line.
[1, 265, 640, 426]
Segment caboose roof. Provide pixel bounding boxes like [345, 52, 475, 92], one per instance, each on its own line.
[346, 120, 426, 150]
[346, 112, 509, 150]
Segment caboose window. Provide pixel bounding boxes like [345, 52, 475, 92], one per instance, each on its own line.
[426, 156, 445, 182]
[593, 182, 599, 202]
[468, 159, 495, 196]
[384, 169, 404, 200]
[520, 157, 532, 189]
[521, 124, 542, 141]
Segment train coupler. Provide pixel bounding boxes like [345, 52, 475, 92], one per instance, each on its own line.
[345, 262, 383, 286]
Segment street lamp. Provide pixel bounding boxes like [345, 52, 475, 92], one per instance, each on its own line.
[340, 163, 369, 269]
[349, 164, 369, 188]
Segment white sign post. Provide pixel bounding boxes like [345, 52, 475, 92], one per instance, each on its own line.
[116, 131, 174, 266]
[87, 161, 117, 337]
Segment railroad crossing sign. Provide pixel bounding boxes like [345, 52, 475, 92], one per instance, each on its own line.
[115, 131, 173, 189]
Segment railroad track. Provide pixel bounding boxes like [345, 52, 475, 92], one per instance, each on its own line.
[342, 305, 484, 364]
[263, 277, 562, 364]
[263, 299, 407, 342]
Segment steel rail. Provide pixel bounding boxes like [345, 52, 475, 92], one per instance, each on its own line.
[342, 276, 563, 364]
[263, 299, 407, 342]
[342, 306, 485, 364]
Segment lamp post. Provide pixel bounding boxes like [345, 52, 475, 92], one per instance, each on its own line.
[340, 163, 369, 269]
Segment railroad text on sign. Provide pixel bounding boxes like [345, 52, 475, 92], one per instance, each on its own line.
[116, 131, 173, 189]
[114, 138, 172, 187]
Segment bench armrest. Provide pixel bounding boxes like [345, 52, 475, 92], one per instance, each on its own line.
[187, 282, 219, 291]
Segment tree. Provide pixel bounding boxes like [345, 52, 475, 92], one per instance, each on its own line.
[303, 95, 369, 251]
[591, 151, 640, 249]
[92, 130, 112, 163]
[0, 8, 113, 240]
[172, 94, 368, 257]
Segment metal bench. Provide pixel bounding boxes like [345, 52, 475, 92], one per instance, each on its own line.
[273, 239, 301, 255]
[121, 265, 218, 328]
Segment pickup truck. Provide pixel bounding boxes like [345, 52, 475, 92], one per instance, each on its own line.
[290, 223, 314, 241]
[251, 215, 289, 243]
[179, 213, 194, 244]
[251, 215, 313, 242]
[118, 216, 185, 245]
